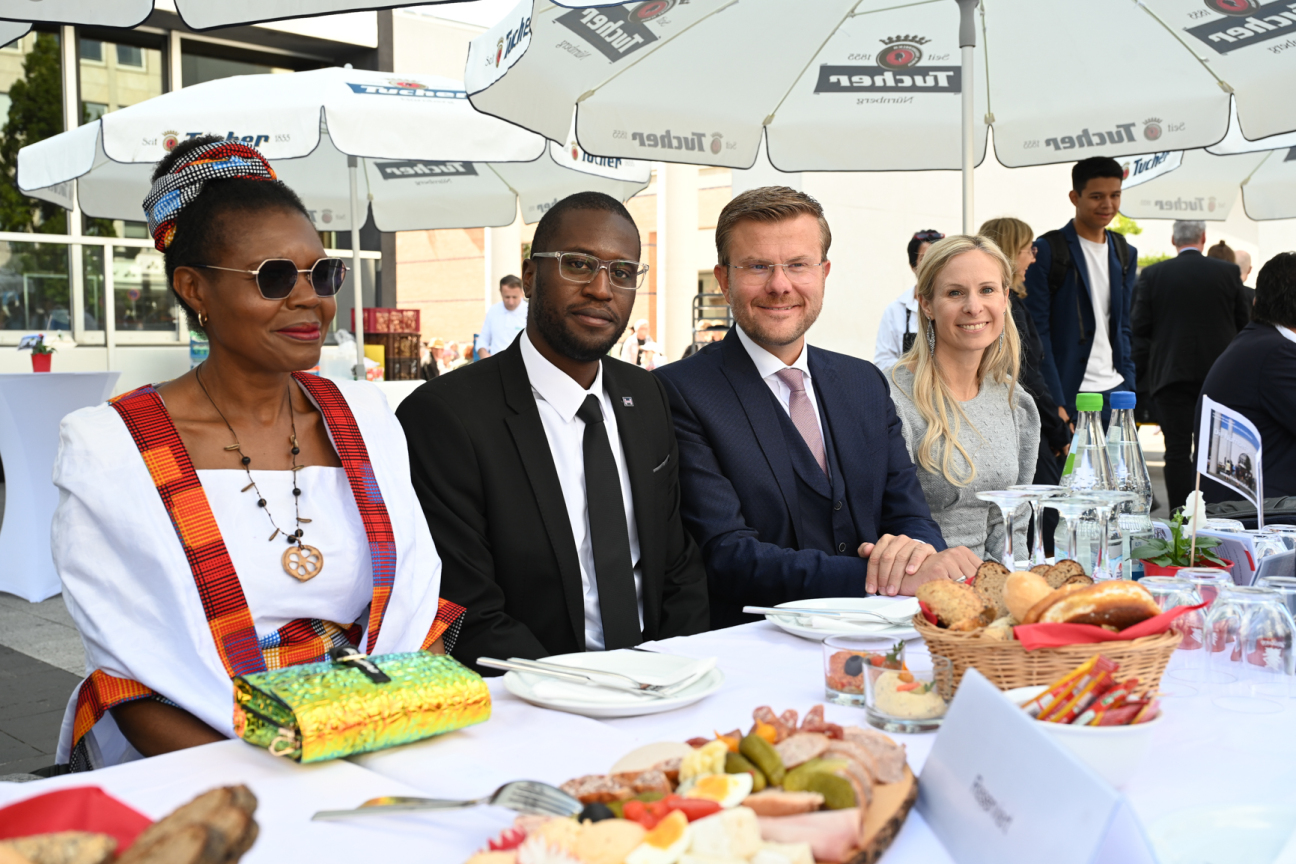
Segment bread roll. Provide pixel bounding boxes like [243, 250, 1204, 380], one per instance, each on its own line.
[1063, 573, 1095, 587]
[1021, 582, 1090, 625]
[1030, 564, 1052, 576]
[972, 562, 1012, 618]
[1003, 571, 1052, 622]
[1037, 582, 1161, 630]
[1044, 559, 1085, 589]
[916, 581, 993, 631]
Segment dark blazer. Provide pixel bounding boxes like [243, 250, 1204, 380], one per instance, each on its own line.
[1131, 249, 1250, 397]
[654, 331, 945, 629]
[1011, 295, 1069, 454]
[396, 338, 709, 674]
[1197, 322, 1296, 503]
[1023, 220, 1137, 414]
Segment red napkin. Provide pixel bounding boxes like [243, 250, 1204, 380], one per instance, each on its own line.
[1013, 602, 1209, 651]
[0, 786, 152, 849]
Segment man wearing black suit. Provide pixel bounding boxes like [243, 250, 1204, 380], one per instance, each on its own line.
[1131, 220, 1250, 510]
[655, 186, 979, 629]
[397, 193, 708, 673]
[1198, 252, 1296, 503]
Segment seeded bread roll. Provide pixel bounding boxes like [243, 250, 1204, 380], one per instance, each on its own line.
[1063, 573, 1095, 587]
[917, 581, 994, 631]
[972, 561, 1012, 618]
[1030, 564, 1052, 576]
[1021, 582, 1090, 625]
[0, 833, 116, 864]
[1037, 581, 1161, 630]
[1045, 559, 1086, 589]
[1004, 571, 1052, 622]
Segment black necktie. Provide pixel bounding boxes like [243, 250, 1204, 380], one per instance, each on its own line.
[576, 394, 642, 649]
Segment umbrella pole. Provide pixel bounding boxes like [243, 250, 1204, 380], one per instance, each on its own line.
[957, 0, 978, 234]
[348, 155, 366, 380]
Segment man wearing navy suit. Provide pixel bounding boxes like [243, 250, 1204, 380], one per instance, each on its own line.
[656, 187, 979, 629]
[1023, 156, 1137, 425]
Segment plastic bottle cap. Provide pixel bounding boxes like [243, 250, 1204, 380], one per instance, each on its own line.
[1110, 391, 1136, 410]
[1076, 393, 1104, 412]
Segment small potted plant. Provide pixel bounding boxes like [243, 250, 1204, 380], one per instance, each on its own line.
[18, 334, 56, 372]
[1131, 505, 1232, 577]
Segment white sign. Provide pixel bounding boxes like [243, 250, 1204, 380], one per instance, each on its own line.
[917, 669, 1157, 864]
[1198, 394, 1264, 518]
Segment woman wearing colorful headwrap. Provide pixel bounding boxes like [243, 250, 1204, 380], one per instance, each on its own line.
[51, 136, 464, 770]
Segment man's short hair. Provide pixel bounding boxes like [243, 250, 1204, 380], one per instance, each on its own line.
[530, 191, 637, 256]
[715, 186, 831, 266]
[500, 274, 522, 289]
[1072, 156, 1124, 194]
[1173, 220, 1207, 247]
[1254, 252, 1296, 329]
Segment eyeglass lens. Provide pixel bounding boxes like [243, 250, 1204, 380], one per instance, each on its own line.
[559, 253, 643, 290]
[256, 259, 347, 299]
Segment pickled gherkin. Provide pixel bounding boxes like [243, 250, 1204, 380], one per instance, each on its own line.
[782, 758, 857, 810]
[738, 733, 785, 785]
[724, 750, 767, 791]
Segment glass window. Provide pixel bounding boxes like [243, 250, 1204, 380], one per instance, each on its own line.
[115, 44, 144, 69]
[181, 51, 296, 87]
[79, 39, 103, 63]
[0, 241, 71, 332]
[0, 31, 65, 235]
[82, 245, 105, 331]
[113, 246, 173, 331]
[82, 101, 107, 122]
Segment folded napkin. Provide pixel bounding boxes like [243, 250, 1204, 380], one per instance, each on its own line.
[805, 597, 921, 630]
[523, 651, 716, 704]
[1014, 602, 1208, 651]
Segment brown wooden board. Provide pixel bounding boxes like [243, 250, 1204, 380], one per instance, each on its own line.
[847, 764, 918, 864]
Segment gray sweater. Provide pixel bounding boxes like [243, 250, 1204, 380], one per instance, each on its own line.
[889, 364, 1040, 562]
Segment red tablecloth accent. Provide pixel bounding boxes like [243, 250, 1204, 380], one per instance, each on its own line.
[0, 786, 152, 848]
[1014, 602, 1209, 650]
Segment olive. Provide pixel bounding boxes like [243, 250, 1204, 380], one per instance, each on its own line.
[579, 802, 616, 823]
[844, 654, 864, 676]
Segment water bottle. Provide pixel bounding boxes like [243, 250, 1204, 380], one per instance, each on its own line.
[1107, 391, 1155, 579]
[1058, 392, 1114, 571]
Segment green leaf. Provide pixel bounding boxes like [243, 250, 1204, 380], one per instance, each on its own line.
[1149, 555, 1175, 567]
[1131, 543, 1168, 559]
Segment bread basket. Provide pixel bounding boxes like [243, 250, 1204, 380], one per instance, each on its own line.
[913, 614, 1182, 691]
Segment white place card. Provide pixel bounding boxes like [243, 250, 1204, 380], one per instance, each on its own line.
[916, 669, 1157, 864]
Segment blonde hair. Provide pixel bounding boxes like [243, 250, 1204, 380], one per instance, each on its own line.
[977, 216, 1034, 298]
[892, 234, 1021, 487]
[715, 186, 831, 266]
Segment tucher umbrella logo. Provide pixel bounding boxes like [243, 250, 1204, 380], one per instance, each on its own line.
[710, 133, 722, 155]
[374, 160, 480, 179]
[496, 38, 505, 67]
[634, 0, 676, 20]
[571, 139, 580, 160]
[877, 34, 928, 70]
[1143, 117, 1163, 141]
[1186, 0, 1296, 54]
[162, 130, 180, 151]
[1206, 0, 1260, 13]
[347, 81, 466, 99]
[557, 6, 660, 62]
[321, 209, 334, 224]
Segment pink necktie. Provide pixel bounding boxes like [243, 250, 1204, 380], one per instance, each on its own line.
[775, 368, 827, 476]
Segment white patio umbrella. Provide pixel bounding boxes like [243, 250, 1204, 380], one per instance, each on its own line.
[467, 0, 1296, 233]
[0, 0, 470, 31]
[1120, 146, 1296, 222]
[16, 66, 649, 374]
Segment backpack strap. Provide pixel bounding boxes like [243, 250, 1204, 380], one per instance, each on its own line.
[1109, 230, 1132, 279]
[1042, 230, 1072, 298]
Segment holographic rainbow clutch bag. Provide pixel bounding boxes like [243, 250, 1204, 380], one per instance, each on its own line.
[232, 648, 491, 763]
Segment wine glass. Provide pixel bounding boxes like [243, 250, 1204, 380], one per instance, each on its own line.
[1008, 484, 1067, 567]
[1081, 490, 1138, 580]
[1043, 496, 1103, 567]
[974, 490, 1035, 570]
[1206, 585, 1295, 710]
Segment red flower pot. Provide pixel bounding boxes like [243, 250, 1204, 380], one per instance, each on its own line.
[1141, 557, 1233, 578]
[30, 352, 51, 372]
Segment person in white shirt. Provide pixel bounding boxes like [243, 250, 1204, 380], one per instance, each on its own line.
[619, 318, 662, 368]
[874, 229, 944, 369]
[477, 275, 528, 358]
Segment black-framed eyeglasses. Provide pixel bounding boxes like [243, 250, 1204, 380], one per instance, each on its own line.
[531, 251, 649, 291]
[192, 257, 348, 300]
[912, 230, 945, 243]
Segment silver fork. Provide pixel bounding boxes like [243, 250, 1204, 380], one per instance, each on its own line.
[477, 657, 707, 698]
[312, 780, 581, 821]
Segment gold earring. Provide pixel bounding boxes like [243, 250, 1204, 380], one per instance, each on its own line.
[197, 311, 208, 327]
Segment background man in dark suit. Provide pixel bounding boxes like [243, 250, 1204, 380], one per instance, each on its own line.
[1024, 157, 1137, 425]
[656, 186, 978, 629]
[1132, 220, 1250, 510]
[1198, 252, 1296, 503]
[397, 192, 708, 673]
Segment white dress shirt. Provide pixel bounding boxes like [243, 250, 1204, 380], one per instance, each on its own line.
[1277, 324, 1296, 345]
[479, 300, 529, 356]
[873, 286, 920, 370]
[519, 331, 643, 650]
[735, 324, 826, 445]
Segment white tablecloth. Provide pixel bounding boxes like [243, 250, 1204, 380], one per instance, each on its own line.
[0, 372, 119, 601]
[3, 621, 1295, 862]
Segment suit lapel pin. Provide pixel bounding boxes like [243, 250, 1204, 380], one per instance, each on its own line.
[622, 397, 634, 407]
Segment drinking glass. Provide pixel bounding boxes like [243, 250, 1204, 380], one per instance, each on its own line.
[975, 490, 1035, 570]
[1256, 576, 1296, 620]
[823, 635, 905, 708]
[1044, 496, 1104, 565]
[862, 645, 953, 733]
[1202, 518, 1247, 533]
[1083, 490, 1139, 580]
[1009, 484, 1067, 567]
[1206, 585, 1295, 710]
[1245, 530, 1288, 560]
[1178, 567, 1234, 607]
[1140, 576, 1204, 695]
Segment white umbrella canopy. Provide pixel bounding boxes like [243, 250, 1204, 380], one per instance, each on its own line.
[1120, 146, 1296, 222]
[0, 0, 469, 32]
[468, 0, 1296, 227]
[16, 66, 649, 372]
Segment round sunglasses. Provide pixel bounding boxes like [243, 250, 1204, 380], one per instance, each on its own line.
[192, 257, 348, 300]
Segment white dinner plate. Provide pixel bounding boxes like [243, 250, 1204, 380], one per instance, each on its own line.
[764, 597, 920, 642]
[502, 651, 724, 718]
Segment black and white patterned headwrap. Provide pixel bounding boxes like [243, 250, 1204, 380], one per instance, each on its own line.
[142, 140, 278, 252]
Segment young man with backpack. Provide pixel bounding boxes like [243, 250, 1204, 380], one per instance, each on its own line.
[1023, 156, 1136, 427]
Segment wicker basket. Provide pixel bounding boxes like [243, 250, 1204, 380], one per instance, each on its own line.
[913, 615, 1182, 692]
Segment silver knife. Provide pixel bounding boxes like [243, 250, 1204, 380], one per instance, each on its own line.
[477, 657, 669, 698]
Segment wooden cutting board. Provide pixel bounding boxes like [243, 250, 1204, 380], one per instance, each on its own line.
[847, 764, 918, 864]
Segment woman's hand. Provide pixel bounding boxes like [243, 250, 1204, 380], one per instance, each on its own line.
[111, 699, 226, 758]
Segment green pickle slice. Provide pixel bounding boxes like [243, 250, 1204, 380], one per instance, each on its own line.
[724, 751, 767, 791]
[738, 734, 785, 786]
[782, 758, 857, 810]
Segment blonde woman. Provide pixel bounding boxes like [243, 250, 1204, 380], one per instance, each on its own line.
[888, 235, 1040, 562]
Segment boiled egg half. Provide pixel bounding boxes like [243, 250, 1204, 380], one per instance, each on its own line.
[683, 771, 753, 809]
[626, 810, 690, 864]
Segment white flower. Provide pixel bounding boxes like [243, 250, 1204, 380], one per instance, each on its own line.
[1183, 491, 1208, 535]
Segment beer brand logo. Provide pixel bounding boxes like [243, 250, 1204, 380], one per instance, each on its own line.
[571, 139, 580, 160]
[496, 37, 505, 67]
[628, 128, 716, 154]
[373, 160, 480, 179]
[162, 130, 179, 151]
[877, 34, 929, 70]
[557, 6, 660, 62]
[346, 82, 467, 99]
[320, 209, 334, 224]
[1206, 0, 1260, 14]
[389, 78, 427, 90]
[497, 16, 531, 67]
[816, 64, 959, 94]
[1143, 117, 1163, 141]
[633, 0, 676, 20]
[1208, 196, 1218, 211]
[1043, 123, 1139, 151]
[710, 133, 722, 155]
[1187, 0, 1296, 53]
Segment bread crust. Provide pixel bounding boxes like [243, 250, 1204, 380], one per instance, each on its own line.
[1037, 582, 1161, 630]
[972, 562, 1012, 618]
[1022, 583, 1090, 625]
[916, 581, 993, 631]
[1003, 571, 1052, 622]
[1044, 559, 1085, 589]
